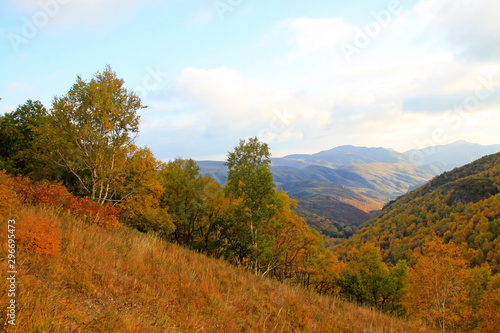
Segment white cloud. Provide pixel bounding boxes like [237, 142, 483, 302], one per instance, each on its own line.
[153, 50, 499, 155]
[171, 67, 294, 131]
[280, 0, 500, 65]
[281, 17, 353, 54]
[137, 66, 348, 156]
[175, 67, 258, 112]
[8, 0, 148, 27]
[267, 2, 500, 153]
[414, 0, 500, 60]
[277, 130, 303, 142]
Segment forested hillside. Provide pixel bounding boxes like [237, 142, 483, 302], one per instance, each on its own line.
[336, 152, 500, 273]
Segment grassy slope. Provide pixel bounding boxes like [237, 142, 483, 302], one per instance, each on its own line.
[1, 204, 433, 333]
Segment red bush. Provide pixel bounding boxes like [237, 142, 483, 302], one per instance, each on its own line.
[11, 174, 120, 228]
[64, 195, 120, 227]
[17, 215, 61, 256]
[13, 175, 69, 207]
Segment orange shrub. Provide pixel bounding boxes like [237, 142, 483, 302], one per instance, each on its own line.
[13, 175, 69, 207]
[64, 195, 120, 227]
[17, 215, 61, 256]
[11, 174, 121, 228]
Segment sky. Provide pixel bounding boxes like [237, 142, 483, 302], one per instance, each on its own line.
[1, 0, 500, 161]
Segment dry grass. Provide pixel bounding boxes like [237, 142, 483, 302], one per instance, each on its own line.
[1, 204, 434, 333]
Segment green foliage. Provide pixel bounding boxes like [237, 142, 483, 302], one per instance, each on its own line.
[336, 244, 407, 315]
[0, 100, 51, 178]
[46, 65, 146, 204]
[160, 158, 206, 245]
[223, 137, 281, 272]
[197, 177, 231, 254]
[462, 265, 492, 331]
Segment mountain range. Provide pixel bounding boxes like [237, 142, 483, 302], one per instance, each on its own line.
[198, 141, 500, 237]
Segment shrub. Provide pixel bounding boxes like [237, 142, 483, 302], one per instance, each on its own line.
[17, 214, 61, 256]
[64, 195, 120, 227]
[12, 173, 120, 227]
[13, 174, 69, 207]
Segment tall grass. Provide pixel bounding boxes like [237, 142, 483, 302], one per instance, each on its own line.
[1, 203, 433, 332]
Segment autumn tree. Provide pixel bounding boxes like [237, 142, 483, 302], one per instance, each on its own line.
[46, 65, 145, 204]
[250, 190, 324, 280]
[223, 137, 280, 274]
[477, 273, 500, 332]
[403, 238, 468, 332]
[119, 146, 174, 237]
[159, 158, 206, 246]
[196, 177, 233, 254]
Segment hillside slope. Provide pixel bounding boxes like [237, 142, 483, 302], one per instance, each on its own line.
[335, 152, 500, 273]
[0, 203, 433, 332]
[281, 180, 379, 226]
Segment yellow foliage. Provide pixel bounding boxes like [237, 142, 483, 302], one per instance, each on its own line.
[403, 238, 468, 331]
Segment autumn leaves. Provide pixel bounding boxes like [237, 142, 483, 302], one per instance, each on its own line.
[404, 238, 500, 332]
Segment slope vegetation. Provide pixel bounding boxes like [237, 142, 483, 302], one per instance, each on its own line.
[0, 196, 431, 332]
[336, 152, 500, 273]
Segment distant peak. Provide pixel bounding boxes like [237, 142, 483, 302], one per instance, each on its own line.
[452, 140, 472, 145]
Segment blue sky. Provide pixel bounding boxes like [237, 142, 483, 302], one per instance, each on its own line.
[1, 0, 500, 161]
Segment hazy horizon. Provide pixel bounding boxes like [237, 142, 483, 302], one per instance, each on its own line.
[189, 140, 500, 162]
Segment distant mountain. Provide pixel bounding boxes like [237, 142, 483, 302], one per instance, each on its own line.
[339, 162, 434, 197]
[274, 141, 500, 175]
[197, 161, 227, 184]
[335, 151, 500, 273]
[404, 140, 500, 173]
[271, 145, 407, 169]
[198, 141, 499, 238]
[272, 165, 373, 189]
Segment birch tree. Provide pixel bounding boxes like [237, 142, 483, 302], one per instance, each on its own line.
[223, 137, 279, 274]
[47, 66, 145, 204]
[403, 238, 468, 332]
